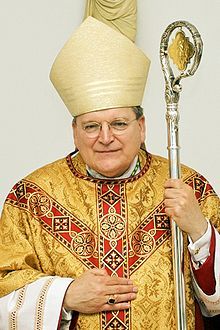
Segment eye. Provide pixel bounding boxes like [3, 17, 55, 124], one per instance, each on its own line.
[83, 122, 100, 132]
[111, 120, 128, 130]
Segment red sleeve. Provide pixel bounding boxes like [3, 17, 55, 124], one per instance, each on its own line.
[192, 225, 216, 295]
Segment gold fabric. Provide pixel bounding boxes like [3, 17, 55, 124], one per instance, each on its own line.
[0, 150, 219, 329]
[84, 0, 137, 42]
[50, 17, 150, 117]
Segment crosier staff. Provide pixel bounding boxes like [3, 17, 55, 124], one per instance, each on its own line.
[160, 21, 203, 330]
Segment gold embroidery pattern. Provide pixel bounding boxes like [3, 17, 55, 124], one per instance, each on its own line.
[34, 277, 55, 329]
[28, 192, 52, 217]
[9, 286, 27, 330]
[100, 212, 125, 240]
[14, 181, 26, 200]
[131, 230, 155, 256]
[71, 231, 96, 258]
[53, 216, 70, 232]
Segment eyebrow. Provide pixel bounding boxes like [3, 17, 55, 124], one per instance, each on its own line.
[81, 116, 131, 124]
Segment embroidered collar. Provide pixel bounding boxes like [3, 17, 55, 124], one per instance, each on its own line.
[66, 149, 152, 184]
[86, 156, 140, 179]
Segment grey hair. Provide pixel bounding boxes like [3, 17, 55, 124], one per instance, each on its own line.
[132, 106, 144, 119]
[133, 106, 146, 150]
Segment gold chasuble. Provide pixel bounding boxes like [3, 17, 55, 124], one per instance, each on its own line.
[0, 150, 219, 329]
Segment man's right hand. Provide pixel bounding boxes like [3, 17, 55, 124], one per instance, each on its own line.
[63, 268, 138, 313]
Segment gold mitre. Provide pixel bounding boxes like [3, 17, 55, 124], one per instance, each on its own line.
[50, 16, 150, 117]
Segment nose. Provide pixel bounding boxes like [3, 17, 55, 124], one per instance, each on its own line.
[97, 122, 114, 144]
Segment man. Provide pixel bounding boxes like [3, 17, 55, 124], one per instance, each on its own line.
[0, 1, 220, 329]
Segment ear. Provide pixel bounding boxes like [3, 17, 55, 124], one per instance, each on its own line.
[138, 116, 146, 143]
[72, 121, 79, 149]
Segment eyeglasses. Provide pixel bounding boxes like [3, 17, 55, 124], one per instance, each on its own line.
[81, 118, 137, 138]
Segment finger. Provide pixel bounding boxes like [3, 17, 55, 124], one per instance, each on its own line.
[164, 198, 179, 208]
[164, 185, 191, 200]
[89, 268, 108, 276]
[165, 192, 189, 208]
[164, 188, 182, 199]
[105, 276, 133, 286]
[114, 292, 137, 303]
[102, 301, 131, 311]
[107, 284, 138, 295]
[164, 179, 180, 188]
[165, 202, 186, 217]
[164, 179, 184, 189]
[164, 207, 175, 218]
[103, 292, 137, 311]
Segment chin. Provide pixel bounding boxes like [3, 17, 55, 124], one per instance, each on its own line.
[102, 170, 121, 178]
[95, 162, 127, 178]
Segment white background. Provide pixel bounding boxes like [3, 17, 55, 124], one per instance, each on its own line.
[0, 0, 219, 211]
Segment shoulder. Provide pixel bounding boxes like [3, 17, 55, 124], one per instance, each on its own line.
[25, 156, 69, 183]
[149, 153, 197, 179]
[3, 154, 76, 212]
[6, 155, 73, 202]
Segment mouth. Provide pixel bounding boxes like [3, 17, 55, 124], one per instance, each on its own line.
[96, 149, 120, 153]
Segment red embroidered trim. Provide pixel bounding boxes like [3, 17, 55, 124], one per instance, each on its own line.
[97, 183, 130, 328]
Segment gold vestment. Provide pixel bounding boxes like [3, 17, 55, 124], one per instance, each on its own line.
[0, 150, 219, 329]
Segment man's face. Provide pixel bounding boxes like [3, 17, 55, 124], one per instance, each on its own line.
[73, 107, 146, 177]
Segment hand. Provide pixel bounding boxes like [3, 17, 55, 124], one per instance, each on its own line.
[63, 268, 138, 313]
[164, 179, 208, 242]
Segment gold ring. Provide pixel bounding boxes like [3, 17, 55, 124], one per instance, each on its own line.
[107, 295, 116, 305]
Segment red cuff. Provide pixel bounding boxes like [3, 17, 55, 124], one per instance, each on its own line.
[192, 225, 216, 295]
